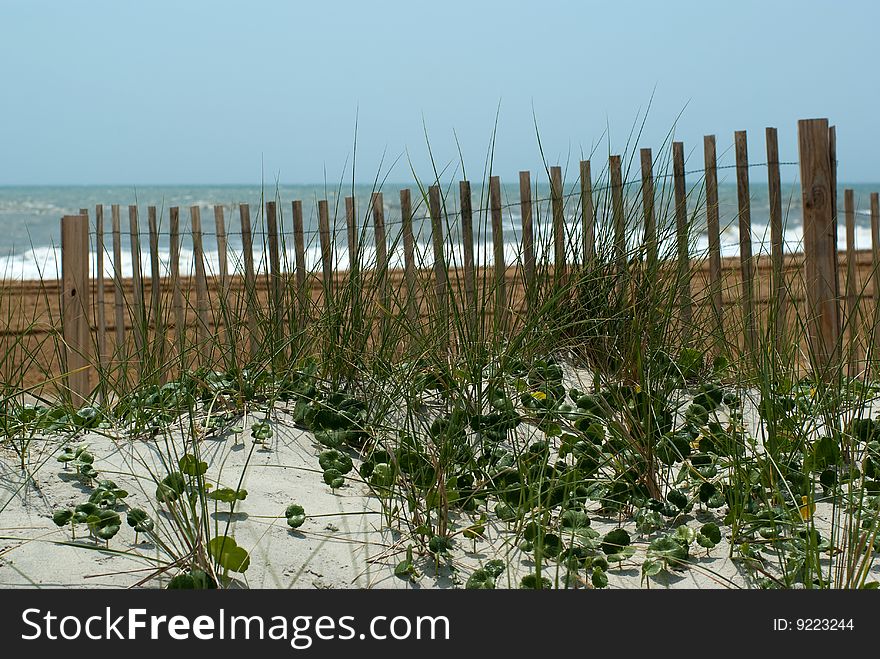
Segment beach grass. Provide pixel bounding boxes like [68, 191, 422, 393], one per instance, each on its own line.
[2, 129, 880, 590]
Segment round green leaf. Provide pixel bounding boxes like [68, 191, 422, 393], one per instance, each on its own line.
[52, 509, 74, 526]
[642, 558, 663, 577]
[73, 502, 99, 523]
[179, 454, 208, 477]
[484, 559, 505, 578]
[126, 508, 154, 533]
[560, 508, 590, 529]
[285, 504, 306, 529]
[466, 568, 495, 589]
[369, 462, 395, 488]
[520, 574, 552, 589]
[428, 535, 452, 554]
[318, 450, 354, 475]
[156, 472, 187, 503]
[700, 522, 722, 545]
[207, 535, 250, 573]
[88, 509, 121, 540]
[667, 489, 688, 510]
[323, 468, 344, 488]
[167, 569, 217, 589]
[207, 487, 248, 504]
[601, 528, 631, 555]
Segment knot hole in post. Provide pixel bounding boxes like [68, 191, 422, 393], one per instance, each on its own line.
[810, 185, 827, 211]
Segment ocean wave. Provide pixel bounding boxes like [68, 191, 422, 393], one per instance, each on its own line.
[1, 220, 875, 281]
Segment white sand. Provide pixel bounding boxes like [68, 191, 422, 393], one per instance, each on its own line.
[1, 386, 876, 589]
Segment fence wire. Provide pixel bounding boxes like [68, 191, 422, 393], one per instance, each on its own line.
[83, 159, 811, 241]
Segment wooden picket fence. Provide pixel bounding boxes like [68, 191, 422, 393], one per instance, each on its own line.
[55, 118, 880, 404]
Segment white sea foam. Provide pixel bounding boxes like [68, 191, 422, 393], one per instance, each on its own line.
[2, 219, 874, 281]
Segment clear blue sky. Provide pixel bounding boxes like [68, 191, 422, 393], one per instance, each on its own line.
[1, 0, 877, 184]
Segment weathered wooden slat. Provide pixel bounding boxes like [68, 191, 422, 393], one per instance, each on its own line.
[428, 185, 449, 346]
[345, 196, 358, 273]
[609, 155, 626, 269]
[213, 205, 231, 351]
[703, 135, 724, 337]
[147, 206, 162, 338]
[845, 189, 858, 376]
[489, 177, 507, 332]
[94, 205, 107, 371]
[640, 148, 658, 271]
[169, 207, 186, 358]
[147, 206, 165, 381]
[111, 204, 125, 350]
[872, 192, 880, 363]
[459, 180, 477, 328]
[550, 166, 565, 279]
[519, 171, 536, 311]
[400, 189, 417, 324]
[672, 142, 692, 339]
[190, 206, 210, 364]
[291, 200, 308, 326]
[580, 160, 594, 267]
[265, 201, 283, 350]
[372, 192, 389, 311]
[798, 118, 840, 375]
[317, 200, 333, 309]
[61, 214, 90, 404]
[735, 130, 757, 355]
[766, 127, 788, 353]
[128, 205, 145, 353]
[238, 203, 259, 356]
[214, 205, 229, 291]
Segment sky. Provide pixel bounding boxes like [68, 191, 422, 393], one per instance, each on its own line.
[1, 0, 878, 185]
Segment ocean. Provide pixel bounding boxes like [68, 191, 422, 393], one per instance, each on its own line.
[0, 182, 878, 280]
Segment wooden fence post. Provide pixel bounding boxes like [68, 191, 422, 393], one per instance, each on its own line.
[519, 171, 536, 313]
[372, 192, 389, 313]
[129, 205, 145, 353]
[400, 189, 417, 324]
[61, 214, 90, 405]
[317, 200, 333, 302]
[580, 160, 594, 267]
[459, 181, 477, 330]
[190, 206, 210, 365]
[871, 191, 880, 366]
[111, 204, 125, 352]
[214, 204, 232, 351]
[147, 206, 162, 365]
[345, 195, 362, 327]
[735, 130, 757, 356]
[428, 185, 449, 344]
[609, 155, 626, 270]
[672, 142, 692, 341]
[844, 189, 858, 377]
[345, 196, 358, 273]
[291, 200, 308, 327]
[640, 148, 658, 271]
[94, 205, 107, 375]
[489, 177, 507, 332]
[766, 127, 788, 354]
[550, 166, 565, 280]
[214, 205, 229, 293]
[169, 207, 186, 361]
[798, 118, 840, 377]
[703, 135, 724, 343]
[266, 201, 284, 352]
[238, 203, 259, 356]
